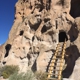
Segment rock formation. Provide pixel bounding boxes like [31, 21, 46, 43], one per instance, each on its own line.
[0, 0, 80, 79]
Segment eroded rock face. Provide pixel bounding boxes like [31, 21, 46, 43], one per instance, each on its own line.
[1, 0, 80, 79]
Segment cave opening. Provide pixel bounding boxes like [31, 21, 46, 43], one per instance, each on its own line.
[19, 30, 24, 36]
[70, 0, 80, 18]
[41, 25, 47, 33]
[5, 44, 11, 57]
[59, 31, 68, 42]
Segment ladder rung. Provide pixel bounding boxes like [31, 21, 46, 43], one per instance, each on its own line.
[48, 77, 61, 80]
[50, 61, 64, 64]
[58, 51, 62, 52]
[56, 54, 64, 57]
[56, 55, 64, 57]
[48, 70, 62, 73]
[48, 74, 58, 76]
[50, 56, 64, 59]
[48, 78, 59, 80]
[51, 58, 64, 60]
[49, 65, 63, 68]
[55, 66, 63, 67]
[48, 73, 61, 76]
[48, 69, 62, 71]
[58, 48, 62, 50]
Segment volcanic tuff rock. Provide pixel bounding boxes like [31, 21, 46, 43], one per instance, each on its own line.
[0, 0, 80, 79]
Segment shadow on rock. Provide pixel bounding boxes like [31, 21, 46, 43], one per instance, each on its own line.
[62, 45, 80, 78]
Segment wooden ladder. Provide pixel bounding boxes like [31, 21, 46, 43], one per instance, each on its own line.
[47, 40, 66, 80]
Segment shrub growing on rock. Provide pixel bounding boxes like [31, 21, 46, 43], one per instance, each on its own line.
[35, 71, 47, 80]
[0, 65, 19, 79]
[9, 70, 35, 80]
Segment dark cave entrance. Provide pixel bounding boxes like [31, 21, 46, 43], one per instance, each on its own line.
[19, 30, 24, 36]
[59, 31, 68, 42]
[70, 0, 80, 18]
[5, 44, 11, 57]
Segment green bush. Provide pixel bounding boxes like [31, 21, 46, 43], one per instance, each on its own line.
[0, 65, 19, 79]
[35, 71, 48, 80]
[9, 70, 35, 80]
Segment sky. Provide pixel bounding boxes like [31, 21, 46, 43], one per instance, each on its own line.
[0, 0, 17, 45]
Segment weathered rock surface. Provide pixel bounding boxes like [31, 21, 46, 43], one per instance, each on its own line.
[0, 0, 80, 79]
